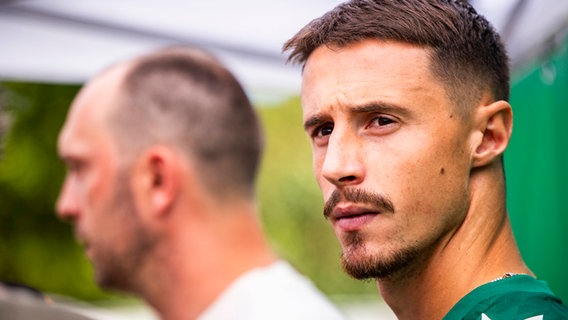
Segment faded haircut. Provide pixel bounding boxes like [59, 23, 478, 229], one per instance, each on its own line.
[283, 0, 509, 116]
[109, 46, 263, 199]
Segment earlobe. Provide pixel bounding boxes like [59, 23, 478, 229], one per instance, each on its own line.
[472, 100, 513, 168]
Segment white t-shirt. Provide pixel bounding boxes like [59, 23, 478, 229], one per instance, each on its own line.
[198, 261, 345, 320]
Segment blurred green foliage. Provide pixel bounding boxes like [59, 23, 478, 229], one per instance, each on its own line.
[0, 82, 376, 302]
[0, 82, 111, 300]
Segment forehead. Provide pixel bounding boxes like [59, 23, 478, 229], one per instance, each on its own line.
[300, 40, 449, 119]
[58, 65, 127, 156]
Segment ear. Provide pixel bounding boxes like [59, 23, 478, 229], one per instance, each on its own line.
[134, 146, 181, 217]
[472, 100, 513, 168]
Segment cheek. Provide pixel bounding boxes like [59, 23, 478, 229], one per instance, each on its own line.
[311, 144, 324, 169]
[84, 166, 114, 208]
[84, 175, 101, 205]
[390, 144, 470, 225]
[311, 147, 326, 184]
[380, 141, 465, 203]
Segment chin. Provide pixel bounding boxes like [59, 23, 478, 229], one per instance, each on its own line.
[340, 235, 420, 280]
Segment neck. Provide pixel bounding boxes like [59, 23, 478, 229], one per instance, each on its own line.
[378, 164, 532, 320]
[139, 199, 276, 320]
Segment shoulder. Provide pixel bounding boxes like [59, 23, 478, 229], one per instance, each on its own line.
[472, 290, 568, 319]
[445, 275, 568, 320]
[199, 261, 346, 320]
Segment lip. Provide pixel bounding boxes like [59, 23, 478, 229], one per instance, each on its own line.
[329, 204, 380, 232]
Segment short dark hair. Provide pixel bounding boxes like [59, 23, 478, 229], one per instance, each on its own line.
[283, 0, 509, 114]
[110, 47, 263, 199]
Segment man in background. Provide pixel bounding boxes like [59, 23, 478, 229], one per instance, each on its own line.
[56, 46, 344, 320]
[284, 0, 568, 319]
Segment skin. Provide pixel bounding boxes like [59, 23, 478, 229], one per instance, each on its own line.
[56, 64, 151, 291]
[57, 64, 275, 320]
[301, 39, 531, 319]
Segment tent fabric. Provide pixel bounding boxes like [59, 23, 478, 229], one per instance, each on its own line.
[0, 0, 340, 101]
[1, 0, 568, 100]
[506, 32, 568, 303]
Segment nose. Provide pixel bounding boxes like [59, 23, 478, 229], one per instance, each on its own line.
[56, 176, 80, 223]
[321, 129, 364, 187]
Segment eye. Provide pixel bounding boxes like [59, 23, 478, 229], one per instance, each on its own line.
[317, 124, 334, 137]
[310, 123, 334, 146]
[310, 123, 334, 138]
[65, 159, 85, 175]
[366, 115, 400, 134]
[374, 116, 395, 126]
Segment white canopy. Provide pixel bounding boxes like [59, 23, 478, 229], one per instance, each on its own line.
[1, 0, 567, 102]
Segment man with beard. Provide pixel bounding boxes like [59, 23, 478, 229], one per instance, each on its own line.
[283, 0, 568, 319]
[56, 46, 345, 320]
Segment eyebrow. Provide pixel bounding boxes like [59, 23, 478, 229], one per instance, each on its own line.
[303, 101, 412, 132]
[303, 114, 329, 132]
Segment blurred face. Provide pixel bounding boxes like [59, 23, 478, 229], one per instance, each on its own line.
[301, 40, 475, 280]
[56, 68, 155, 291]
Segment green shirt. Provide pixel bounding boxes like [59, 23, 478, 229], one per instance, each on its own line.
[444, 275, 568, 320]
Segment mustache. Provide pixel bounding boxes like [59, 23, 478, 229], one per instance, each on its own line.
[323, 188, 395, 219]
